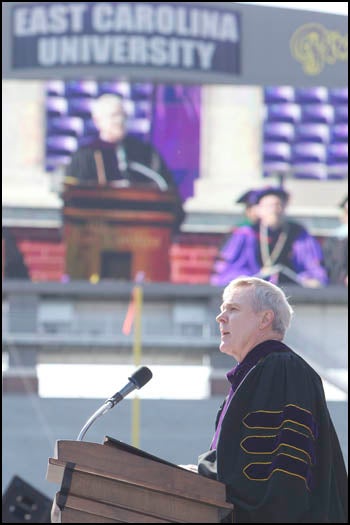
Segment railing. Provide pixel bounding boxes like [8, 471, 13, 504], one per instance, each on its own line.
[2, 280, 348, 394]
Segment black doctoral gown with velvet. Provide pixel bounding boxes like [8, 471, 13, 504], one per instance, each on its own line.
[65, 135, 185, 231]
[198, 346, 348, 523]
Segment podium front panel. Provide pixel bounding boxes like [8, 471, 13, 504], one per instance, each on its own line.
[47, 439, 234, 523]
[62, 184, 179, 281]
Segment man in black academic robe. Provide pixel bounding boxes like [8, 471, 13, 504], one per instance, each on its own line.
[65, 94, 185, 231]
[197, 277, 348, 523]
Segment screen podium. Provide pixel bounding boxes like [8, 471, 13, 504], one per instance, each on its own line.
[47, 437, 234, 523]
[62, 183, 181, 281]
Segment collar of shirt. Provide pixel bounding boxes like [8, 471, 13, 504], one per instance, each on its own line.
[226, 339, 289, 393]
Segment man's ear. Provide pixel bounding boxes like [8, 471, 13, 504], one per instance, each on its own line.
[260, 309, 274, 329]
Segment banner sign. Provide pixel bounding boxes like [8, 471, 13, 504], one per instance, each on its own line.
[10, 2, 241, 74]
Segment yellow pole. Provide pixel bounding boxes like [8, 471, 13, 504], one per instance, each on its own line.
[131, 284, 143, 447]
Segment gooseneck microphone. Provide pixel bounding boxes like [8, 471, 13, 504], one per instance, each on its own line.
[77, 366, 152, 441]
[106, 366, 153, 407]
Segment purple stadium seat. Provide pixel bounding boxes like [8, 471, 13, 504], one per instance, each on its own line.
[46, 80, 65, 96]
[330, 124, 348, 143]
[46, 97, 68, 116]
[295, 87, 328, 104]
[263, 122, 295, 142]
[294, 123, 330, 144]
[263, 163, 291, 178]
[292, 143, 326, 163]
[263, 140, 291, 176]
[127, 119, 151, 134]
[67, 98, 94, 117]
[301, 104, 334, 124]
[133, 101, 152, 119]
[264, 86, 295, 103]
[327, 173, 347, 180]
[45, 155, 72, 171]
[47, 116, 84, 137]
[264, 142, 291, 162]
[130, 83, 154, 99]
[266, 103, 301, 123]
[65, 80, 98, 98]
[327, 143, 348, 164]
[327, 143, 348, 178]
[46, 136, 78, 154]
[292, 163, 328, 180]
[334, 105, 348, 123]
[328, 88, 348, 105]
[83, 118, 98, 136]
[98, 81, 131, 97]
[327, 166, 348, 179]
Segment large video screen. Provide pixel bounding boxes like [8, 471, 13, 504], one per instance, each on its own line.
[3, 79, 348, 287]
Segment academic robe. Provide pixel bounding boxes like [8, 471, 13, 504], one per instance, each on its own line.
[3, 229, 30, 279]
[211, 221, 328, 286]
[198, 344, 348, 523]
[322, 234, 348, 285]
[65, 135, 185, 231]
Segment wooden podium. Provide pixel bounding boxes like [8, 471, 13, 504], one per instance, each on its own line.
[47, 437, 234, 523]
[62, 182, 181, 281]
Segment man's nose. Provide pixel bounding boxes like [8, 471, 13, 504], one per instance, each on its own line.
[216, 312, 225, 322]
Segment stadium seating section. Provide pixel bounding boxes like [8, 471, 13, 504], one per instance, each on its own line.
[264, 86, 348, 180]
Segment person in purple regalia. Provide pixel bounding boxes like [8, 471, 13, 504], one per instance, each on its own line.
[211, 186, 328, 287]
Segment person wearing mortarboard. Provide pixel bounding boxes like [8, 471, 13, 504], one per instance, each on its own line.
[322, 196, 348, 286]
[235, 189, 261, 227]
[211, 186, 328, 287]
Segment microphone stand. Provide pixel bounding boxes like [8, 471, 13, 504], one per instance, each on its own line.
[76, 400, 114, 442]
[128, 161, 169, 191]
[76, 390, 126, 441]
[76, 380, 141, 441]
[76, 367, 152, 441]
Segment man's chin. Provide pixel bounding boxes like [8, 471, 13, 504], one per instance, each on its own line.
[219, 343, 228, 354]
[102, 132, 125, 143]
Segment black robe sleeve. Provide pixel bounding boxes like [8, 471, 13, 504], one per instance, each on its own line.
[198, 351, 348, 523]
[65, 146, 99, 184]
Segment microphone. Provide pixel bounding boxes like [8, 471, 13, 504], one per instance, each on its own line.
[77, 366, 153, 441]
[106, 366, 153, 408]
[128, 161, 169, 191]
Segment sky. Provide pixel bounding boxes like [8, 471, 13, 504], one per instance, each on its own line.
[238, 2, 348, 15]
